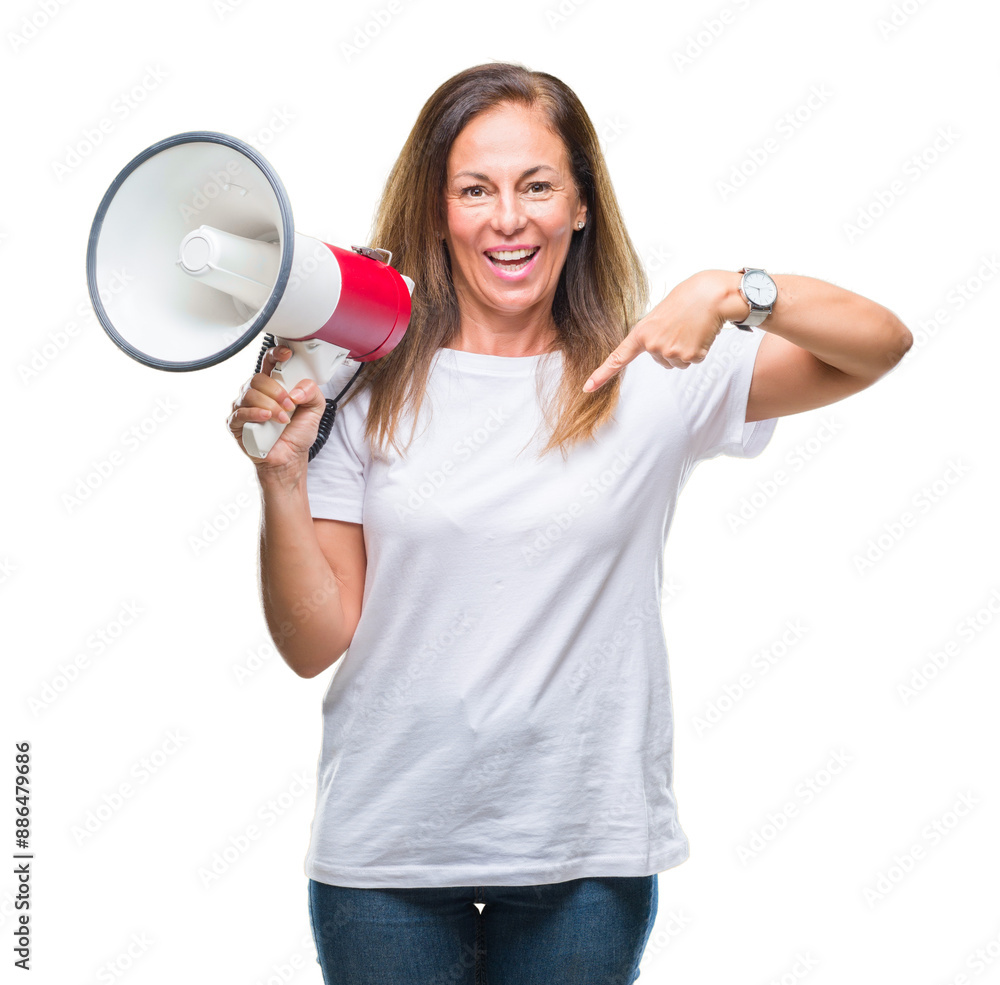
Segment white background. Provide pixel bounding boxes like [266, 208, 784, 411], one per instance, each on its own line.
[3, 0, 999, 982]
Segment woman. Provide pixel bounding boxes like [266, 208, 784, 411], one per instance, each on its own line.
[227, 62, 912, 985]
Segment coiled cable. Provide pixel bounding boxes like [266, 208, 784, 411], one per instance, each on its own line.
[254, 334, 365, 462]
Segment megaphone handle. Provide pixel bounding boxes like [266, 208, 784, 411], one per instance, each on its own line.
[241, 337, 349, 459]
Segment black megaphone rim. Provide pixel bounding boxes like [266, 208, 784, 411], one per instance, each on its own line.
[85, 130, 295, 372]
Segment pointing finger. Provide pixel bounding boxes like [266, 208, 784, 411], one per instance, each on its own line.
[581, 332, 645, 393]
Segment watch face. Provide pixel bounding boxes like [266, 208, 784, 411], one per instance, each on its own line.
[744, 270, 777, 307]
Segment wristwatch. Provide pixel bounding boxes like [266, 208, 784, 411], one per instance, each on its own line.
[733, 267, 777, 330]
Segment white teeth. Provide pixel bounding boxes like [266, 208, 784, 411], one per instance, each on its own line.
[486, 248, 537, 260]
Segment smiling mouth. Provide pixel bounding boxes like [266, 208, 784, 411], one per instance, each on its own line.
[485, 247, 539, 272]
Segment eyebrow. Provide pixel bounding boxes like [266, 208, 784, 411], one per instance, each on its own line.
[451, 165, 559, 182]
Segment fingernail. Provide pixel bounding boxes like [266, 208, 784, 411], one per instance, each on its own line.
[582, 379, 596, 392]
[289, 388, 305, 400]
[281, 397, 295, 411]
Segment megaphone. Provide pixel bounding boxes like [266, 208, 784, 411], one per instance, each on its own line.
[86, 130, 413, 458]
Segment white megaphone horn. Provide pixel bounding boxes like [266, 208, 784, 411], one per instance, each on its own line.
[86, 130, 413, 459]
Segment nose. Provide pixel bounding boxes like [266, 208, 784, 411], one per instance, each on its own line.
[491, 187, 526, 236]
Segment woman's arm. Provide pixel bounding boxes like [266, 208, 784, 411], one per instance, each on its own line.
[228, 343, 367, 680]
[257, 472, 367, 679]
[582, 270, 912, 419]
[711, 271, 914, 422]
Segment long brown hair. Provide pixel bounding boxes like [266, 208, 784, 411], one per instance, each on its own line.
[341, 60, 649, 461]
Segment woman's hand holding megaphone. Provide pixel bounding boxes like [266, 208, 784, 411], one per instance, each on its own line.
[227, 345, 327, 475]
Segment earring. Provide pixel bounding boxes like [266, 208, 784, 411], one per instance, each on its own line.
[577, 220, 585, 229]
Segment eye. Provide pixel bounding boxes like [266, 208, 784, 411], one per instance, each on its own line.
[460, 185, 485, 197]
[528, 181, 551, 193]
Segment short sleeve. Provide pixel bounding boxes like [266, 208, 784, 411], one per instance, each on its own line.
[304, 379, 369, 524]
[676, 326, 778, 462]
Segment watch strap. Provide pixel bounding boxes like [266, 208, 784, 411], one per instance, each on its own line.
[733, 266, 770, 331]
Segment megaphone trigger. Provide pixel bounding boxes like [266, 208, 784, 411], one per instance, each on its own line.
[240, 337, 353, 459]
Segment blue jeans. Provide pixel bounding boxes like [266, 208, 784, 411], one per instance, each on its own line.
[308, 874, 658, 985]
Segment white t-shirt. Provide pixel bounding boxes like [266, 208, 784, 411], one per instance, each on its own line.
[303, 326, 778, 888]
